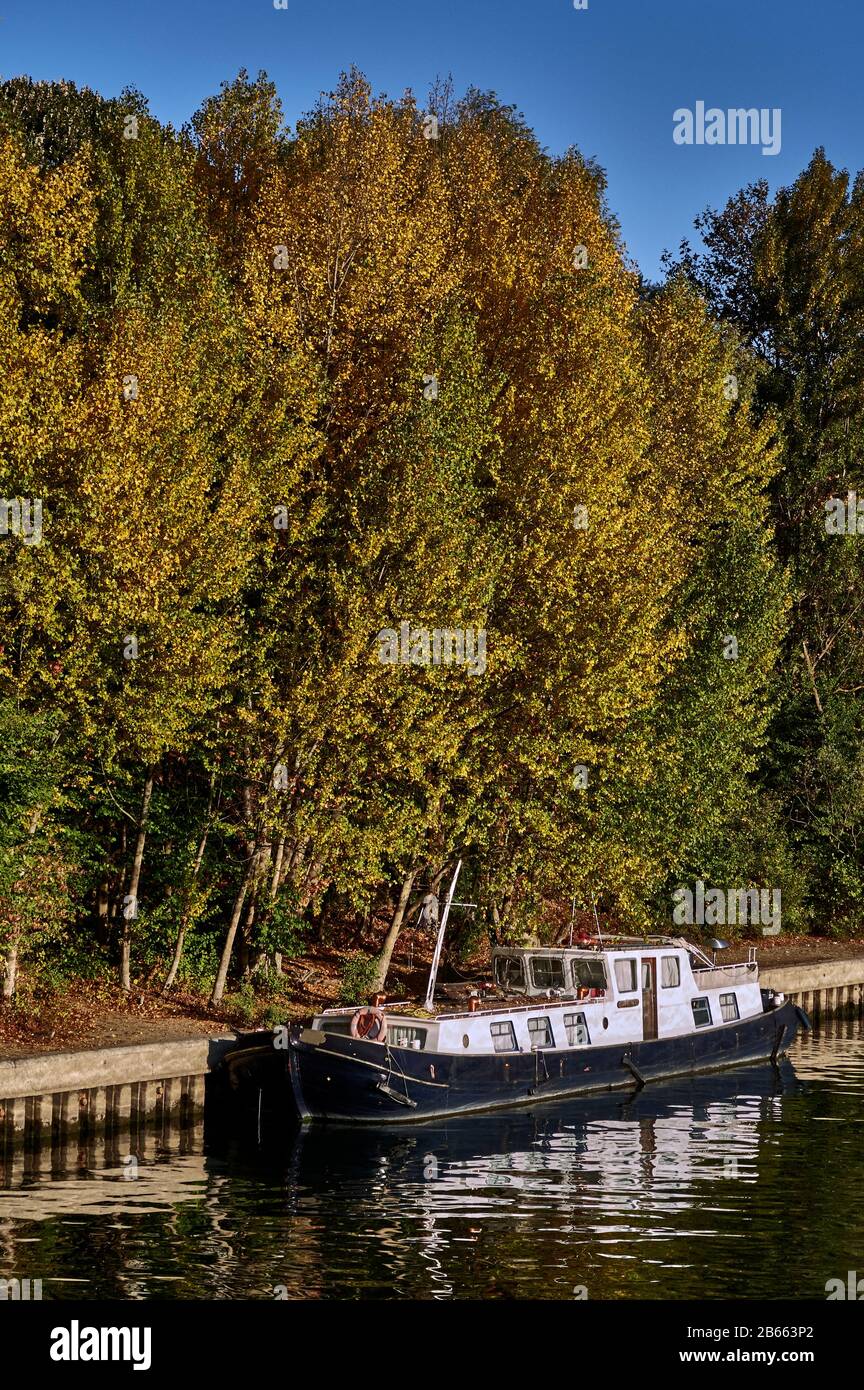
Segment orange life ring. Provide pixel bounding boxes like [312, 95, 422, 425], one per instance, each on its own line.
[350, 1006, 388, 1043]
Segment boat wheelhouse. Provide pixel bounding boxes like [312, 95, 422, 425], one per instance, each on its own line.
[285, 930, 807, 1125]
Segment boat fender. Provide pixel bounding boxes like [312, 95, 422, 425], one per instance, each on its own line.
[795, 1005, 812, 1032]
[350, 1006, 388, 1043]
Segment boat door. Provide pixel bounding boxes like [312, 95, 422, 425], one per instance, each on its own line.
[641, 957, 658, 1040]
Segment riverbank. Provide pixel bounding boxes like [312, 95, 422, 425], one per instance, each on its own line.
[0, 936, 424, 1059]
[2, 933, 864, 1061]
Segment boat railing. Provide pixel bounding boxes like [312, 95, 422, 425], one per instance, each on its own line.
[692, 961, 758, 982]
[437, 991, 608, 1021]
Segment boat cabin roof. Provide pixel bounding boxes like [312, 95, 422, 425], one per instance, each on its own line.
[491, 934, 716, 967]
[491, 935, 708, 963]
[315, 935, 754, 1021]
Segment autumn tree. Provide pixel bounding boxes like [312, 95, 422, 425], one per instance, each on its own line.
[682, 150, 864, 930]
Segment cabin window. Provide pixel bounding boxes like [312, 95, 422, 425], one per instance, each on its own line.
[388, 1024, 427, 1050]
[571, 958, 607, 991]
[564, 1012, 590, 1046]
[691, 997, 712, 1027]
[528, 1016, 554, 1048]
[661, 956, 681, 988]
[530, 956, 565, 990]
[490, 1021, 518, 1052]
[720, 992, 739, 1022]
[494, 956, 526, 991]
[318, 1018, 350, 1035]
[614, 958, 638, 993]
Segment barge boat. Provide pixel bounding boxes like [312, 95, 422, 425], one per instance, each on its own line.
[285, 892, 807, 1125]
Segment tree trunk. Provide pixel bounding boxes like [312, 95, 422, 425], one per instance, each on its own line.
[496, 865, 518, 934]
[802, 639, 825, 715]
[1, 933, 19, 1002]
[269, 835, 286, 972]
[431, 864, 449, 893]
[269, 835, 285, 898]
[371, 869, 418, 995]
[120, 769, 154, 993]
[299, 854, 326, 911]
[239, 843, 270, 976]
[287, 836, 308, 875]
[1, 810, 42, 1003]
[162, 812, 212, 994]
[209, 846, 258, 1006]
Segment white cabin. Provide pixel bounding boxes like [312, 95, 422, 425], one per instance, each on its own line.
[314, 937, 766, 1058]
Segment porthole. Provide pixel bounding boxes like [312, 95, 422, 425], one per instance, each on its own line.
[462, 1034, 470, 1048]
[602, 1017, 609, 1030]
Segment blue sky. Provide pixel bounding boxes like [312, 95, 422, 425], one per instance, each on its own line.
[1, 0, 860, 279]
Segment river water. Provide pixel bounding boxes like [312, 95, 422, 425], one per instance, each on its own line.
[1, 1019, 862, 1300]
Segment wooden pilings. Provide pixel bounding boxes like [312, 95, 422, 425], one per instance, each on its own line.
[0, 1035, 238, 1160]
[0, 1073, 207, 1171]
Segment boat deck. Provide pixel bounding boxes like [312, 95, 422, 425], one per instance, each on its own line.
[321, 987, 608, 1022]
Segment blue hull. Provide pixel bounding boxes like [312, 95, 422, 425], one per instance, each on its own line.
[287, 1000, 803, 1124]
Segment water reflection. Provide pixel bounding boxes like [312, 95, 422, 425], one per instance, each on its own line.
[2, 1024, 863, 1300]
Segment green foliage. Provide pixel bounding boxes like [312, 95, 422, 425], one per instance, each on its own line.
[221, 978, 260, 1025]
[681, 150, 864, 933]
[254, 890, 307, 960]
[0, 700, 75, 994]
[338, 952, 380, 1006]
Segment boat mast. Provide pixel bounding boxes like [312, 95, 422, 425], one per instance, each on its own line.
[424, 859, 462, 1010]
[591, 889, 603, 947]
